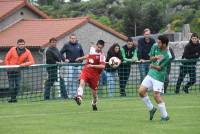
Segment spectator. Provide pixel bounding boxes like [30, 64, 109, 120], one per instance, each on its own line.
[118, 38, 137, 96]
[44, 38, 68, 100]
[175, 33, 200, 94]
[105, 43, 123, 96]
[60, 34, 84, 98]
[164, 47, 175, 94]
[5, 39, 35, 103]
[137, 28, 155, 83]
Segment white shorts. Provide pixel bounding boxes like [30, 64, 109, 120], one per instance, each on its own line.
[141, 75, 164, 93]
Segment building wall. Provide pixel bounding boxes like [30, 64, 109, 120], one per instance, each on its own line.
[56, 23, 127, 55]
[0, 7, 42, 31]
[169, 41, 188, 59]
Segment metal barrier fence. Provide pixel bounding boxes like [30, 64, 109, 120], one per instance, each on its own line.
[0, 59, 200, 102]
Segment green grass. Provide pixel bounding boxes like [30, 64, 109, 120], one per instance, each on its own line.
[0, 94, 200, 134]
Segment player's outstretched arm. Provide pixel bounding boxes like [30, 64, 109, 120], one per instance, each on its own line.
[88, 64, 105, 69]
[75, 56, 87, 62]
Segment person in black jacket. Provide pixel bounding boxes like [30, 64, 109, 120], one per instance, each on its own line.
[44, 38, 68, 100]
[105, 43, 123, 96]
[60, 34, 84, 98]
[175, 33, 200, 94]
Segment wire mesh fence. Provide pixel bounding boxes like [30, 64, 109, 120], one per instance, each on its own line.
[0, 59, 199, 102]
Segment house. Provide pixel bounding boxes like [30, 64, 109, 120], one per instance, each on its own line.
[0, 1, 127, 64]
[0, 0, 49, 31]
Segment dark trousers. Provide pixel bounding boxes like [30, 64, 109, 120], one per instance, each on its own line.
[175, 65, 196, 93]
[44, 67, 68, 99]
[164, 65, 171, 94]
[164, 73, 169, 94]
[7, 71, 21, 101]
[118, 64, 131, 96]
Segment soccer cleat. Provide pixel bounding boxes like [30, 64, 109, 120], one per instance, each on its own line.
[74, 96, 82, 105]
[149, 107, 157, 120]
[92, 104, 98, 111]
[161, 116, 170, 121]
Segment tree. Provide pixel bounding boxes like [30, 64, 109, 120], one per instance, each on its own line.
[70, 0, 81, 3]
[122, 0, 145, 36]
[36, 0, 64, 6]
[143, 1, 166, 34]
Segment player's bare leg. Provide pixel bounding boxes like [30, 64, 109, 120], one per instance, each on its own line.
[139, 85, 157, 120]
[74, 79, 85, 105]
[153, 91, 169, 121]
[91, 89, 98, 111]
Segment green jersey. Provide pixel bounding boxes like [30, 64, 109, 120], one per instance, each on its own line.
[121, 45, 138, 64]
[148, 44, 170, 82]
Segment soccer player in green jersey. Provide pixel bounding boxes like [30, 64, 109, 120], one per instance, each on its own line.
[138, 35, 170, 121]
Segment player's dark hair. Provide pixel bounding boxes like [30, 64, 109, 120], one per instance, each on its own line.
[97, 40, 105, 46]
[158, 35, 169, 46]
[17, 39, 25, 44]
[49, 37, 57, 43]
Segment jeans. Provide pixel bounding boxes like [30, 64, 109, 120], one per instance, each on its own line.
[106, 71, 118, 97]
[138, 62, 150, 83]
[63, 65, 81, 97]
[7, 71, 21, 101]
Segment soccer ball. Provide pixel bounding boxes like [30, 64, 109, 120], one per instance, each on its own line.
[108, 57, 121, 68]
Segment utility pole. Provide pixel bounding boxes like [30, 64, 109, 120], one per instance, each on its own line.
[134, 22, 137, 37]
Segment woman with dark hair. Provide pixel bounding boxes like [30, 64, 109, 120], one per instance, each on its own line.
[105, 43, 123, 96]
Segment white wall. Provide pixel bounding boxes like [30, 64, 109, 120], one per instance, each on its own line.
[0, 7, 42, 31]
[56, 23, 126, 55]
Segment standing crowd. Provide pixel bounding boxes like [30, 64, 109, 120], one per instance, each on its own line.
[0, 29, 200, 121]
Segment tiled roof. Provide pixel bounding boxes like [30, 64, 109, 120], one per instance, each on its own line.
[0, 0, 49, 21]
[0, 17, 127, 48]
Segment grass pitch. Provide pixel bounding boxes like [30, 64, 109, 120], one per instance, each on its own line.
[0, 94, 200, 134]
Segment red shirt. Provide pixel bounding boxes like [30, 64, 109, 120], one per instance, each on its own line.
[83, 52, 105, 75]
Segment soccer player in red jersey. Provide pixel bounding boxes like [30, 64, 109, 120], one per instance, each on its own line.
[74, 40, 105, 111]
